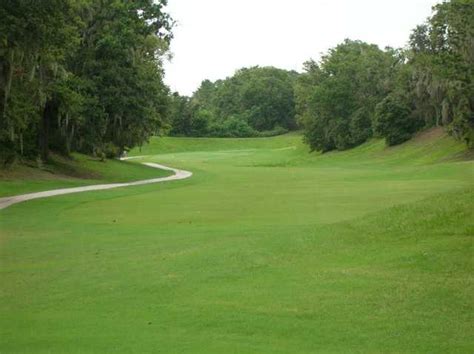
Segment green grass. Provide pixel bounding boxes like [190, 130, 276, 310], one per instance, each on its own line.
[1, 128, 473, 353]
[0, 153, 171, 197]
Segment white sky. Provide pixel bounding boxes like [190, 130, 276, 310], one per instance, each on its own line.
[163, 0, 438, 96]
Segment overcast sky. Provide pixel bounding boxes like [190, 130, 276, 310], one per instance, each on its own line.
[163, 0, 438, 96]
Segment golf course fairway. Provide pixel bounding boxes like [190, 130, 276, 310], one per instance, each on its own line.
[1, 129, 473, 353]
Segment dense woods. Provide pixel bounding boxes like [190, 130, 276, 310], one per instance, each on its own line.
[1, 0, 472, 165]
[168, 66, 298, 137]
[296, 40, 396, 151]
[170, 0, 472, 151]
[0, 0, 172, 165]
[298, 0, 473, 151]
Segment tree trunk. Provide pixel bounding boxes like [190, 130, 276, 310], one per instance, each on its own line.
[66, 124, 74, 155]
[0, 88, 5, 129]
[0, 59, 12, 125]
[40, 99, 58, 162]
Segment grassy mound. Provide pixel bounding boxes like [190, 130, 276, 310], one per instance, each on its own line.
[0, 153, 172, 197]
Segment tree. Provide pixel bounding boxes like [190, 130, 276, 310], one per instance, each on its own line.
[299, 40, 395, 152]
[168, 93, 193, 136]
[70, 0, 172, 156]
[169, 66, 298, 137]
[374, 94, 422, 146]
[408, 0, 474, 147]
[0, 0, 80, 162]
[0, 0, 173, 164]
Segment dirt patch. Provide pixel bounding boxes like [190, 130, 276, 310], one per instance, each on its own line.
[410, 127, 445, 144]
[441, 149, 474, 162]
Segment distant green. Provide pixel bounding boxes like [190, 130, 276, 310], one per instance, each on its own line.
[1, 130, 473, 353]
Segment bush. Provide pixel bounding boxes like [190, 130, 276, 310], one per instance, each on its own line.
[189, 110, 210, 137]
[208, 117, 257, 137]
[101, 143, 121, 159]
[374, 94, 421, 146]
[256, 126, 289, 137]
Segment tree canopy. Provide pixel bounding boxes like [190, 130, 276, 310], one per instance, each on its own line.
[0, 0, 173, 164]
[296, 40, 395, 151]
[297, 0, 473, 151]
[1, 0, 471, 164]
[168, 66, 298, 138]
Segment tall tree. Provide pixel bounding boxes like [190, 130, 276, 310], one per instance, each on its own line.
[299, 40, 395, 151]
[0, 0, 80, 162]
[408, 0, 474, 146]
[169, 66, 298, 137]
[0, 0, 173, 164]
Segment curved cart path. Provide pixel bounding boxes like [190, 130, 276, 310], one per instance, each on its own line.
[0, 161, 192, 210]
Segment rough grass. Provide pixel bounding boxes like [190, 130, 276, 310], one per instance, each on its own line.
[0, 129, 473, 353]
[0, 153, 171, 197]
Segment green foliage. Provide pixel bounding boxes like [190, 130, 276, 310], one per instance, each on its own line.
[189, 109, 211, 137]
[168, 66, 297, 137]
[299, 0, 473, 151]
[168, 93, 194, 136]
[374, 94, 422, 146]
[0, 0, 173, 164]
[298, 40, 395, 152]
[2, 0, 472, 164]
[255, 125, 289, 137]
[408, 0, 474, 147]
[228, 67, 297, 131]
[208, 116, 257, 137]
[0, 0, 81, 163]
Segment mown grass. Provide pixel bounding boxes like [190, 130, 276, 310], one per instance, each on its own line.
[0, 128, 473, 353]
[0, 153, 171, 197]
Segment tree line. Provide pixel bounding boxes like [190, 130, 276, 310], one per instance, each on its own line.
[298, 0, 473, 151]
[0, 0, 172, 165]
[1, 0, 472, 167]
[169, 0, 473, 151]
[168, 66, 298, 138]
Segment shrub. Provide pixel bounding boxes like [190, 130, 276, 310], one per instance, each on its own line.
[208, 117, 257, 137]
[256, 126, 289, 137]
[374, 94, 421, 146]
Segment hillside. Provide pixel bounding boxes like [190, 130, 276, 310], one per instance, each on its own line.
[0, 153, 172, 198]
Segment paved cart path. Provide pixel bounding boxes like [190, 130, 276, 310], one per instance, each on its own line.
[0, 161, 192, 210]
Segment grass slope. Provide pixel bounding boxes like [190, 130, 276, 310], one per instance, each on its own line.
[1, 129, 473, 353]
[0, 153, 172, 197]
